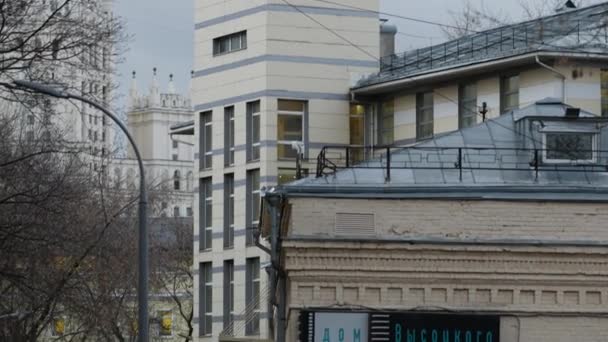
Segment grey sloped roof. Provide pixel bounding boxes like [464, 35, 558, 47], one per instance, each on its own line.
[285, 100, 608, 200]
[355, 2, 608, 89]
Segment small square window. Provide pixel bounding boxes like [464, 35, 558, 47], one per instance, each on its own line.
[543, 132, 596, 164]
[213, 31, 247, 56]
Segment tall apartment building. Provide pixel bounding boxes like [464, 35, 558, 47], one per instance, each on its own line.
[190, 1, 382, 340]
[4, 0, 116, 171]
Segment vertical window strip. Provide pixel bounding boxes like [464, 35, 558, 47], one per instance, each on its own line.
[223, 260, 235, 332]
[416, 92, 434, 140]
[246, 101, 261, 162]
[500, 74, 519, 114]
[224, 106, 235, 166]
[459, 83, 478, 129]
[200, 111, 213, 170]
[223, 174, 234, 249]
[246, 169, 260, 246]
[245, 257, 260, 335]
[199, 262, 213, 336]
[199, 178, 212, 251]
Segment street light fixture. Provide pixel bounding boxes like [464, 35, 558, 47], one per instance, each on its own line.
[13, 80, 150, 342]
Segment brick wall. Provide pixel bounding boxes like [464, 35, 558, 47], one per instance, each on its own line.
[289, 198, 608, 242]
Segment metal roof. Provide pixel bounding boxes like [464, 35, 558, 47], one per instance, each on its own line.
[354, 2, 608, 89]
[284, 99, 608, 201]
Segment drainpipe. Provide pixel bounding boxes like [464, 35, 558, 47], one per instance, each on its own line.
[535, 55, 566, 102]
[262, 191, 286, 342]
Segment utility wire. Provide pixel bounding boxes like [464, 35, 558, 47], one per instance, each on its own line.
[279, 0, 379, 61]
[281, 0, 547, 146]
[308, 0, 608, 53]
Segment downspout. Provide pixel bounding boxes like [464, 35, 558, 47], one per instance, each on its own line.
[535, 55, 566, 102]
[261, 191, 287, 342]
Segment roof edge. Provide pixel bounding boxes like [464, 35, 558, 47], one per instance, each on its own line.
[352, 51, 608, 95]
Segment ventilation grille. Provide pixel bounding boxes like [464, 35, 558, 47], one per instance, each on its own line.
[334, 213, 375, 236]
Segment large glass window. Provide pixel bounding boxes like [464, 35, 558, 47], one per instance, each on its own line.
[500, 74, 519, 114]
[543, 132, 596, 163]
[379, 99, 394, 145]
[199, 178, 212, 251]
[223, 174, 234, 249]
[602, 70, 608, 117]
[200, 111, 212, 170]
[246, 169, 260, 246]
[416, 92, 434, 140]
[199, 262, 213, 336]
[350, 104, 366, 163]
[224, 106, 235, 166]
[459, 83, 477, 129]
[277, 100, 305, 159]
[223, 260, 234, 332]
[245, 257, 260, 336]
[247, 101, 261, 162]
[213, 31, 247, 56]
[173, 170, 181, 190]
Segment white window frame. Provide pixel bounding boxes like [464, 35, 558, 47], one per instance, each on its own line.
[542, 132, 598, 164]
[201, 262, 213, 336]
[225, 106, 235, 166]
[251, 109, 261, 160]
[204, 114, 213, 169]
[213, 31, 247, 56]
[277, 101, 305, 160]
[204, 180, 213, 250]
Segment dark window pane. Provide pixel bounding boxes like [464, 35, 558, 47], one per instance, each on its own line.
[545, 133, 594, 161]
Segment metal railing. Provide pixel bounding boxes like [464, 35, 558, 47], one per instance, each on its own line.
[376, 15, 602, 78]
[316, 145, 608, 182]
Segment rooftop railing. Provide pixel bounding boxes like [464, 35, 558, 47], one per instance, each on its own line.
[316, 145, 608, 182]
[374, 13, 605, 82]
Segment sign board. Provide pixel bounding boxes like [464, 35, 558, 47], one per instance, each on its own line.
[369, 313, 500, 342]
[300, 312, 369, 342]
[300, 311, 500, 342]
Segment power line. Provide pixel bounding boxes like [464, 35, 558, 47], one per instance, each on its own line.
[281, 0, 548, 146]
[279, 0, 380, 62]
[308, 0, 608, 53]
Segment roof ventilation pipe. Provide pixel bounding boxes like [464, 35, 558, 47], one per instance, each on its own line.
[555, 0, 577, 12]
[380, 19, 398, 58]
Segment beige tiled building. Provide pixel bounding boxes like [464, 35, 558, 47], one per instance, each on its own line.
[191, 1, 382, 340]
[191, 1, 608, 341]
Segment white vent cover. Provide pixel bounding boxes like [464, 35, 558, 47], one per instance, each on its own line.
[334, 213, 375, 236]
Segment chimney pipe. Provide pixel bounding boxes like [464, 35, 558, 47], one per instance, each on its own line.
[380, 19, 397, 58]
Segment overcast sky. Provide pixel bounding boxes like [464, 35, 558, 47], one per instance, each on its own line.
[112, 0, 600, 111]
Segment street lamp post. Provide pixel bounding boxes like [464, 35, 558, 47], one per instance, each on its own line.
[14, 80, 150, 342]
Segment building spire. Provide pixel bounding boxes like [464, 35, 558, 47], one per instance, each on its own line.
[128, 70, 138, 109]
[167, 73, 176, 94]
[149, 67, 160, 106]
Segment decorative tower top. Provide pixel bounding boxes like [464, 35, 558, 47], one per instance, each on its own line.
[167, 73, 176, 94]
[149, 67, 160, 107]
[128, 70, 138, 109]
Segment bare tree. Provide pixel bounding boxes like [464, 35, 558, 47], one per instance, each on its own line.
[150, 215, 194, 341]
[442, 0, 587, 39]
[0, 0, 131, 340]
